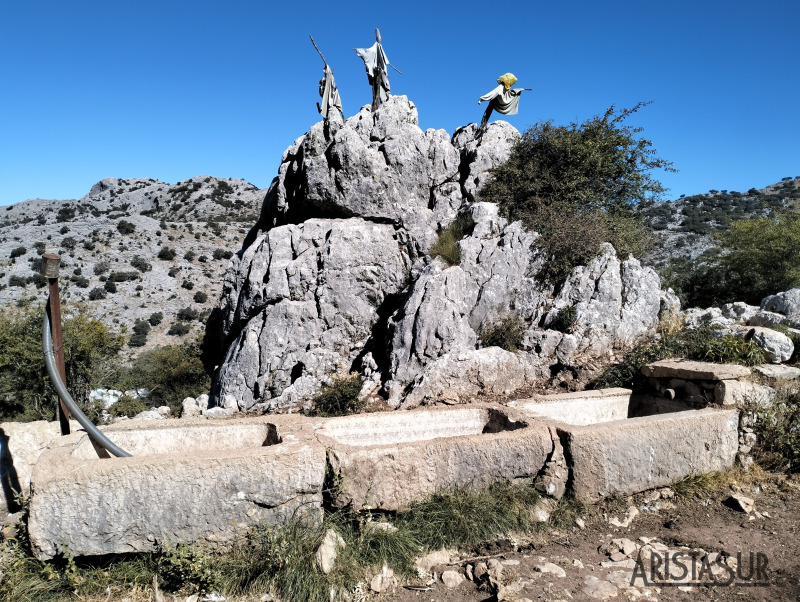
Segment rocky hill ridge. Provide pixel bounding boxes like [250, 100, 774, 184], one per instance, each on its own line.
[0, 175, 264, 355]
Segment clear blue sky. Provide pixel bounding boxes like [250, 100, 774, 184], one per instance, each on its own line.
[1, 0, 798, 206]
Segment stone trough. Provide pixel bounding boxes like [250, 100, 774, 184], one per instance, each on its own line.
[312, 405, 554, 511]
[16, 384, 746, 559]
[510, 388, 740, 502]
[27, 417, 326, 559]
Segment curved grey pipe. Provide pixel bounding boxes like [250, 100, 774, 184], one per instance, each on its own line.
[43, 303, 131, 458]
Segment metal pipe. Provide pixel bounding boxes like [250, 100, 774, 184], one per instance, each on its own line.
[42, 302, 131, 458]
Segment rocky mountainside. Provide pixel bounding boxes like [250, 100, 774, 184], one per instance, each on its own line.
[641, 178, 800, 269]
[0, 176, 263, 354]
[207, 96, 671, 412]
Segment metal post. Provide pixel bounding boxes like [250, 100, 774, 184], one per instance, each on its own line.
[42, 253, 70, 435]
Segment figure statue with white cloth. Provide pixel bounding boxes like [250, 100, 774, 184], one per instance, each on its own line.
[478, 73, 530, 134]
[310, 35, 344, 125]
[355, 28, 401, 111]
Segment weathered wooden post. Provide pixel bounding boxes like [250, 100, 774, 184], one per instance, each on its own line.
[42, 253, 70, 435]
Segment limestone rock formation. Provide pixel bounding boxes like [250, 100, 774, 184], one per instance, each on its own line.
[209, 97, 667, 411]
[212, 218, 414, 410]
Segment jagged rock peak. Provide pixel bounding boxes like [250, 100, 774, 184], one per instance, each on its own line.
[253, 95, 520, 252]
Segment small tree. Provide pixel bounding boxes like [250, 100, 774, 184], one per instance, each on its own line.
[480, 103, 674, 282]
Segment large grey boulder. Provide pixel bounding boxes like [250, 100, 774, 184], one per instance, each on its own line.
[211, 219, 414, 411]
[761, 288, 800, 327]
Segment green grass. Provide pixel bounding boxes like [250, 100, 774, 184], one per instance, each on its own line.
[429, 213, 476, 266]
[671, 472, 728, 499]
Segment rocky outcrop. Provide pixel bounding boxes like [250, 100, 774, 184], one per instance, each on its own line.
[209, 97, 667, 411]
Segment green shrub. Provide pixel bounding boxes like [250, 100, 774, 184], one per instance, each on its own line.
[0, 305, 123, 421]
[310, 374, 365, 417]
[130, 255, 152, 273]
[213, 248, 233, 261]
[479, 103, 672, 283]
[177, 307, 199, 321]
[88, 287, 107, 300]
[110, 337, 210, 415]
[159, 544, 217, 594]
[158, 246, 177, 260]
[664, 212, 800, 308]
[116, 220, 136, 234]
[8, 275, 27, 287]
[480, 315, 525, 351]
[104, 279, 117, 293]
[751, 391, 800, 473]
[168, 321, 191, 336]
[109, 270, 139, 282]
[128, 332, 148, 347]
[549, 305, 578, 334]
[56, 206, 75, 222]
[108, 395, 147, 417]
[181, 279, 194, 290]
[193, 291, 208, 303]
[184, 250, 196, 262]
[593, 327, 766, 390]
[10, 246, 26, 258]
[148, 312, 164, 326]
[429, 213, 475, 265]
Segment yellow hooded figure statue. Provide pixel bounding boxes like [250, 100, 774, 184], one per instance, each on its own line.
[477, 72, 527, 133]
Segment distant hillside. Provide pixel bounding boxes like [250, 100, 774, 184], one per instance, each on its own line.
[641, 177, 800, 268]
[0, 176, 264, 356]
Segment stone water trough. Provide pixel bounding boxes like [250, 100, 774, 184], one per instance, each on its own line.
[18, 383, 744, 559]
[27, 417, 326, 559]
[509, 387, 740, 502]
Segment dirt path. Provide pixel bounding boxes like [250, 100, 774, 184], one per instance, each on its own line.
[380, 475, 800, 602]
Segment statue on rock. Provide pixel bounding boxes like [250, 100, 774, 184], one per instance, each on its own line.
[478, 73, 530, 135]
[310, 35, 344, 127]
[355, 28, 400, 111]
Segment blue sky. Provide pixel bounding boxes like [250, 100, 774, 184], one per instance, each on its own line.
[1, 0, 798, 206]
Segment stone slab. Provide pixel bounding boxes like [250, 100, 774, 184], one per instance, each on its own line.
[318, 406, 553, 511]
[714, 380, 775, 407]
[641, 359, 751, 381]
[509, 388, 632, 426]
[754, 364, 800, 382]
[562, 408, 739, 502]
[28, 418, 325, 559]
